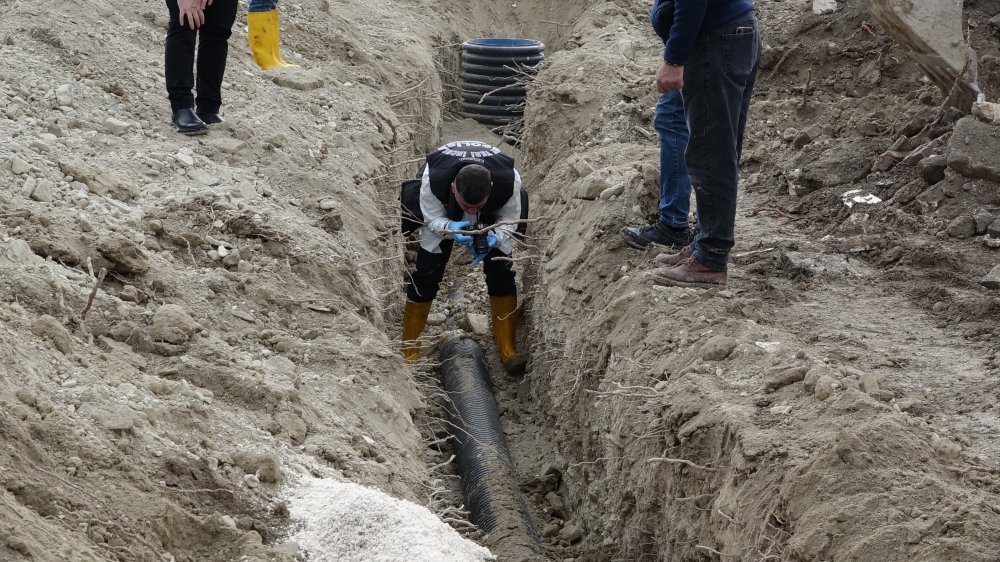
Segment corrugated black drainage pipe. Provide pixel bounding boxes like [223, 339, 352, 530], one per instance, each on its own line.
[461, 38, 545, 128]
[439, 334, 540, 556]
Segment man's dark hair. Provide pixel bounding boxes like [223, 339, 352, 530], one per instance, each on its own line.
[454, 164, 491, 204]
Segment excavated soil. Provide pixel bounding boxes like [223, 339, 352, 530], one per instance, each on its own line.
[2, 0, 1000, 561]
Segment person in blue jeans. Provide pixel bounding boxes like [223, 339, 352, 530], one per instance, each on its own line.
[650, 0, 761, 288]
[621, 89, 692, 250]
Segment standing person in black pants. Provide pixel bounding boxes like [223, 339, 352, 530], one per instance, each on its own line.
[165, 0, 238, 135]
[650, 0, 761, 288]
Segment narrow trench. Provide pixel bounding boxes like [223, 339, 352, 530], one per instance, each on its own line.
[403, 7, 589, 561]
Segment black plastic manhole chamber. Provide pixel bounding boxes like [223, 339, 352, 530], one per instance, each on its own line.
[460, 38, 545, 128]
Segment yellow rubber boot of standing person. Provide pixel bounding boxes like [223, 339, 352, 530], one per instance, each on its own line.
[249, 11, 297, 70]
[268, 9, 299, 68]
[402, 300, 433, 363]
[490, 295, 527, 374]
[248, 11, 280, 70]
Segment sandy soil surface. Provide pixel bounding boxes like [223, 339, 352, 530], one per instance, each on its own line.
[2, 0, 1000, 560]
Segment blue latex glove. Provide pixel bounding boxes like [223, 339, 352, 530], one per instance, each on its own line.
[470, 232, 498, 266]
[447, 220, 473, 248]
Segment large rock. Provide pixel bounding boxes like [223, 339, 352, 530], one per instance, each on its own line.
[917, 154, 947, 184]
[791, 139, 881, 195]
[98, 233, 149, 274]
[946, 117, 1000, 183]
[31, 315, 74, 354]
[981, 266, 1000, 290]
[151, 304, 200, 344]
[972, 99, 1000, 125]
[267, 69, 324, 91]
[58, 157, 139, 201]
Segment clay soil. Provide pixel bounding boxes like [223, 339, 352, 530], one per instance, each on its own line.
[2, 0, 1000, 561]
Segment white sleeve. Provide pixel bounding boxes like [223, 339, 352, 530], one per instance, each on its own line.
[418, 165, 449, 253]
[492, 169, 522, 255]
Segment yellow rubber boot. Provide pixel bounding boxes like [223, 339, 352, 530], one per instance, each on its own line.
[490, 295, 527, 374]
[402, 300, 433, 363]
[248, 10, 296, 70]
[268, 10, 299, 68]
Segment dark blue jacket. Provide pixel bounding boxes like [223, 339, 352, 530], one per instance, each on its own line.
[651, 0, 754, 65]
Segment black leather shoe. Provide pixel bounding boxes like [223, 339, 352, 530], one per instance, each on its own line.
[197, 111, 223, 125]
[171, 108, 207, 135]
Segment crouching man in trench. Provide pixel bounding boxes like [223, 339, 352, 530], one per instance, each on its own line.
[400, 140, 529, 373]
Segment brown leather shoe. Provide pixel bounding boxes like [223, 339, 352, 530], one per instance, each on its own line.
[655, 245, 693, 266]
[653, 258, 727, 289]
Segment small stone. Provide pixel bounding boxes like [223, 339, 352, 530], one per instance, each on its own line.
[119, 285, 143, 303]
[6, 239, 35, 265]
[918, 155, 948, 185]
[151, 304, 200, 344]
[237, 183, 260, 199]
[31, 315, 74, 354]
[545, 492, 567, 518]
[319, 212, 343, 232]
[242, 474, 260, 488]
[222, 248, 241, 267]
[175, 152, 194, 167]
[267, 70, 325, 91]
[104, 118, 132, 134]
[319, 198, 337, 210]
[463, 313, 490, 336]
[578, 175, 609, 200]
[10, 155, 30, 175]
[15, 388, 39, 407]
[802, 363, 834, 393]
[980, 265, 1000, 290]
[945, 215, 978, 238]
[599, 184, 624, 200]
[274, 542, 299, 556]
[188, 169, 219, 186]
[931, 435, 961, 459]
[793, 124, 824, 148]
[559, 524, 584, 544]
[700, 335, 737, 361]
[814, 375, 835, 401]
[974, 213, 995, 236]
[55, 84, 74, 106]
[220, 515, 238, 529]
[972, 99, 1000, 125]
[426, 313, 447, 326]
[542, 523, 561, 538]
[20, 177, 36, 197]
[230, 308, 256, 323]
[30, 179, 53, 202]
[98, 233, 149, 274]
[859, 372, 880, 396]
[985, 218, 1000, 239]
[947, 117, 1000, 183]
[208, 137, 245, 155]
[95, 404, 140, 431]
[812, 0, 837, 14]
[764, 365, 809, 392]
